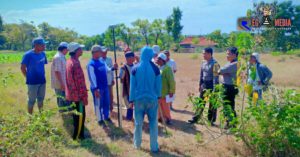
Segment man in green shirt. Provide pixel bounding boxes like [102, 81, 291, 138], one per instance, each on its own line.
[155, 53, 176, 125]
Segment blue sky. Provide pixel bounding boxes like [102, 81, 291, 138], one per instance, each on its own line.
[0, 0, 295, 36]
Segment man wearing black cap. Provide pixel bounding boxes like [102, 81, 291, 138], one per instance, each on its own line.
[219, 47, 239, 129]
[21, 37, 48, 114]
[119, 51, 135, 121]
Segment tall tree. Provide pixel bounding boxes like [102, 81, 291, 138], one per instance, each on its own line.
[171, 7, 183, 42]
[151, 19, 165, 45]
[19, 21, 37, 50]
[4, 24, 23, 50]
[0, 15, 4, 32]
[38, 22, 51, 39]
[132, 19, 152, 45]
[0, 15, 6, 49]
[207, 30, 228, 48]
[116, 23, 133, 48]
[165, 16, 173, 35]
[103, 27, 115, 50]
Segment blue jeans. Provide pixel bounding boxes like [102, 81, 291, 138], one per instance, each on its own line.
[91, 88, 110, 121]
[134, 98, 159, 152]
[27, 84, 46, 108]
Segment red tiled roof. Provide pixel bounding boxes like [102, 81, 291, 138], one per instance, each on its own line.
[180, 37, 217, 46]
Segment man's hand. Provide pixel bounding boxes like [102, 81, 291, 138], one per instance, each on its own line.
[60, 84, 66, 91]
[95, 90, 100, 98]
[111, 80, 115, 86]
[83, 98, 88, 106]
[113, 63, 118, 70]
[129, 102, 134, 109]
[21, 64, 27, 77]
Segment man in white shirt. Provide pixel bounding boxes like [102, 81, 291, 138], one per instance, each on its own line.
[51, 42, 69, 112]
[164, 50, 177, 74]
[99, 46, 115, 112]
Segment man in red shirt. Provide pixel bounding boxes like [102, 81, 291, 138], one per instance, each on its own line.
[65, 42, 88, 140]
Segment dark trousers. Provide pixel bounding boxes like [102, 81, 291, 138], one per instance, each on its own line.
[223, 84, 238, 124]
[72, 101, 86, 140]
[194, 81, 217, 123]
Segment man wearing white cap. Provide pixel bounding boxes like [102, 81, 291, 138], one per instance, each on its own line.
[51, 42, 69, 112]
[163, 50, 177, 110]
[99, 46, 115, 112]
[152, 45, 160, 64]
[65, 42, 88, 140]
[248, 52, 272, 100]
[155, 53, 176, 125]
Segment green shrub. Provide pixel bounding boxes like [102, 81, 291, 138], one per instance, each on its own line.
[238, 88, 300, 157]
[0, 110, 67, 156]
[188, 84, 300, 157]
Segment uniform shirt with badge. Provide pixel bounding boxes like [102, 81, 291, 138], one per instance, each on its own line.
[199, 58, 220, 88]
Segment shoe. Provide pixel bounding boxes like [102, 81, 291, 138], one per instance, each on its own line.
[158, 119, 162, 123]
[170, 106, 174, 111]
[166, 119, 172, 125]
[105, 118, 113, 123]
[98, 120, 107, 127]
[79, 135, 86, 140]
[210, 122, 217, 127]
[151, 149, 160, 154]
[188, 118, 198, 124]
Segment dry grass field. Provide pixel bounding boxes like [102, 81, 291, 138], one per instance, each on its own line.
[1, 51, 299, 157]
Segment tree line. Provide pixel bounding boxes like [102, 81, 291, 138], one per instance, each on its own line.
[0, 1, 299, 53]
[0, 7, 183, 52]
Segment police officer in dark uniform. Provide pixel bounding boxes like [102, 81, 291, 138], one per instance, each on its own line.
[219, 47, 239, 129]
[188, 47, 220, 126]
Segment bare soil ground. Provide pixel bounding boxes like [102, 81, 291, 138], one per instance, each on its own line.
[1, 52, 299, 157]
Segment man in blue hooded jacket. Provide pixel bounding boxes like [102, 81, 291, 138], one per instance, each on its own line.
[129, 46, 162, 153]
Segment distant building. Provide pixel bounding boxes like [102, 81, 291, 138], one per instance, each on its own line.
[179, 36, 217, 53]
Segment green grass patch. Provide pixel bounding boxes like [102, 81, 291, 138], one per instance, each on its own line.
[0, 110, 67, 156]
[271, 49, 300, 57]
[190, 53, 199, 60]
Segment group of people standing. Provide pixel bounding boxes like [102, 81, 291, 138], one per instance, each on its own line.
[21, 37, 271, 152]
[188, 47, 272, 129]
